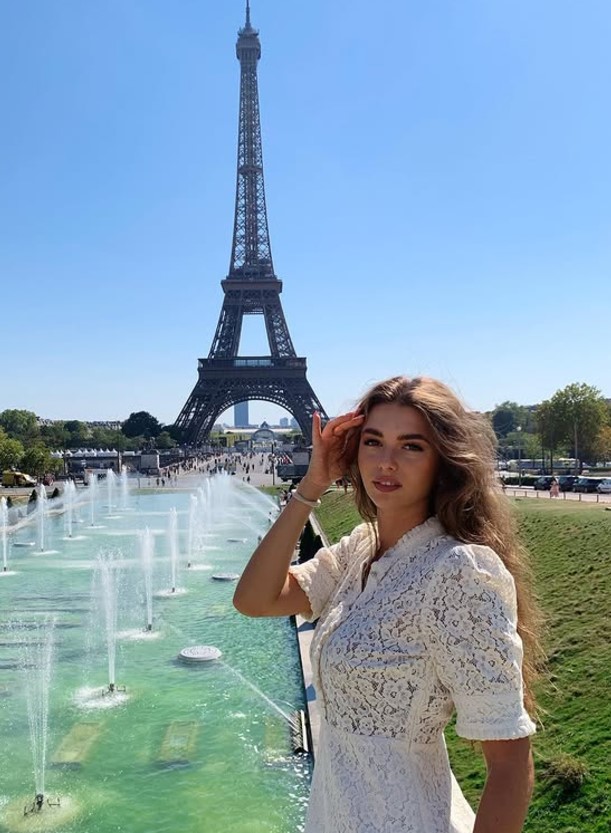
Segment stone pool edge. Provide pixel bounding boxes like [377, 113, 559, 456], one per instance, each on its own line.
[291, 512, 328, 761]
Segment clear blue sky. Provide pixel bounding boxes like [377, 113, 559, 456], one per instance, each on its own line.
[1, 0, 609, 427]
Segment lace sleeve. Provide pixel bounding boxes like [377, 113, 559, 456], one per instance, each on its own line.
[289, 524, 369, 622]
[422, 543, 536, 741]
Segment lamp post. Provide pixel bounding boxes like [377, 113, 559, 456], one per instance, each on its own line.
[517, 426, 522, 487]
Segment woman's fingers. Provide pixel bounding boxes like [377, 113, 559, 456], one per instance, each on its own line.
[307, 411, 364, 485]
[311, 411, 364, 478]
[310, 411, 323, 441]
[322, 411, 365, 437]
[335, 413, 365, 430]
[312, 410, 360, 441]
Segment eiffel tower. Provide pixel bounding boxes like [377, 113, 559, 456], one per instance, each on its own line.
[175, 1, 328, 445]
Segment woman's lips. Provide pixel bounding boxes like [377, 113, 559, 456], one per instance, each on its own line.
[372, 480, 401, 493]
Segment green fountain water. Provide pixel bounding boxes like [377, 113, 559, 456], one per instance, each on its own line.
[0, 479, 310, 833]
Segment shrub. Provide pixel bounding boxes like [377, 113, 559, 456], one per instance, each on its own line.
[541, 754, 589, 795]
[298, 521, 323, 564]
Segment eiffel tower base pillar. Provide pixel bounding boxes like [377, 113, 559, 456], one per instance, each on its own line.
[175, 358, 327, 446]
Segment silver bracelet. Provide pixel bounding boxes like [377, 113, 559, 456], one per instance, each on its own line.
[291, 490, 321, 509]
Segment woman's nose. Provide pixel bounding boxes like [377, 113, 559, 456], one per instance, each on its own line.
[378, 450, 398, 470]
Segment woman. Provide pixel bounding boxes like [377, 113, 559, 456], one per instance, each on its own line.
[234, 376, 543, 833]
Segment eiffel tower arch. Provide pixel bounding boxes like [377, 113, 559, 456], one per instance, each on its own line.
[175, 1, 327, 445]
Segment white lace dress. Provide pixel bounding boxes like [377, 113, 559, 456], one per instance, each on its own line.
[290, 517, 536, 833]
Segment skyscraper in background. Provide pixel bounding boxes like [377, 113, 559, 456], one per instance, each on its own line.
[234, 401, 250, 427]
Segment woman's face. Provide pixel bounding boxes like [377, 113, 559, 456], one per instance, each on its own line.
[357, 403, 441, 523]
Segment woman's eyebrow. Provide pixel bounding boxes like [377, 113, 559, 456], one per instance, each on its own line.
[362, 427, 431, 443]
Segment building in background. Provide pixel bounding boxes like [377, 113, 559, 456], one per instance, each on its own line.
[234, 401, 250, 427]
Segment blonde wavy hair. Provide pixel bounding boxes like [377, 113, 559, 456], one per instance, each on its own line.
[346, 375, 545, 716]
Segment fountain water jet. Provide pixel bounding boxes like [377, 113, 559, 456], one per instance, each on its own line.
[139, 529, 154, 631]
[120, 465, 130, 510]
[168, 508, 180, 593]
[36, 486, 48, 552]
[186, 489, 215, 569]
[155, 510, 187, 598]
[106, 469, 117, 512]
[220, 662, 295, 725]
[94, 552, 121, 694]
[186, 494, 197, 568]
[1, 496, 9, 571]
[19, 616, 55, 806]
[63, 480, 76, 539]
[88, 472, 98, 527]
[190, 474, 277, 547]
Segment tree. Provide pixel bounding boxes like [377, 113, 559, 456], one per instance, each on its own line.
[491, 401, 537, 439]
[90, 426, 127, 449]
[491, 403, 519, 438]
[47, 456, 64, 476]
[0, 431, 24, 470]
[21, 444, 52, 477]
[536, 400, 564, 473]
[550, 383, 608, 472]
[522, 432, 542, 462]
[165, 424, 183, 442]
[121, 412, 162, 439]
[504, 428, 535, 458]
[40, 423, 69, 449]
[593, 426, 611, 464]
[0, 409, 39, 442]
[156, 431, 177, 450]
[64, 420, 92, 447]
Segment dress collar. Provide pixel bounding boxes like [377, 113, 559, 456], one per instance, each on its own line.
[375, 515, 445, 560]
[362, 516, 445, 589]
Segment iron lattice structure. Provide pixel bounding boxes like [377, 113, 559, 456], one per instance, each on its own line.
[175, 2, 327, 444]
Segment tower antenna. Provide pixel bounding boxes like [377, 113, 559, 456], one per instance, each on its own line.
[246, 0, 251, 28]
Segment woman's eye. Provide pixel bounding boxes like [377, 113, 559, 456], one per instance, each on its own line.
[362, 438, 380, 446]
[404, 443, 424, 452]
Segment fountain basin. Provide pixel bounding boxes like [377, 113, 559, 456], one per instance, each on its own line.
[0, 481, 310, 831]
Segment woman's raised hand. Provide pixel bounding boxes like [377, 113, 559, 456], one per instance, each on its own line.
[299, 411, 365, 498]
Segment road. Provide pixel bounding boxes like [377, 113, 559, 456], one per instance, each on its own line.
[504, 486, 611, 506]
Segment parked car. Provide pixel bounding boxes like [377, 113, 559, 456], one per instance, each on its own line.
[573, 477, 602, 493]
[597, 478, 611, 494]
[558, 475, 578, 492]
[533, 476, 555, 490]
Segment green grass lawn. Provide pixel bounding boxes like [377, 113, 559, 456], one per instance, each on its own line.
[315, 492, 611, 833]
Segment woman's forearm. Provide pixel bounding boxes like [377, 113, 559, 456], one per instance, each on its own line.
[234, 408, 362, 618]
[233, 478, 325, 616]
[473, 753, 534, 833]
